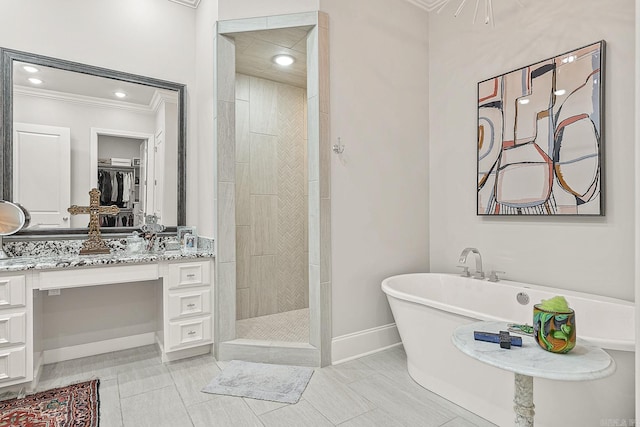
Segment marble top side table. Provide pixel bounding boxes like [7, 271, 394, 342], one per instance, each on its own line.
[452, 321, 616, 427]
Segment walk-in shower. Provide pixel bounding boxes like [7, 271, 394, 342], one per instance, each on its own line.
[233, 49, 310, 341]
[214, 12, 331, 366]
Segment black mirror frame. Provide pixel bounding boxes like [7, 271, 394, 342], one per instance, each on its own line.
[0, 48, 186, 236]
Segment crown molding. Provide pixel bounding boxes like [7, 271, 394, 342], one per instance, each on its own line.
[14, 85, 156, 114]
[150, 89, 179, 113]
[167, 0, 201, 9]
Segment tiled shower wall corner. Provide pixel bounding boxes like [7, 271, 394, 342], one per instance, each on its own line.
[235, 73, 309, 320]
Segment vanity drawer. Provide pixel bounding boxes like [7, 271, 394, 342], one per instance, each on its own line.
[0, 346, 26, 383]
[38, 264, 158, 290]
[167, 316, 212, 350]
[0, 275, 26, 309]
[0, 313, 26, 346]
[168, 289, 211, 320]
[168, 261, 211, 289]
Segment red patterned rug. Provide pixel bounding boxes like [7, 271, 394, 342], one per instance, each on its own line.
[0, 379, 100, 427]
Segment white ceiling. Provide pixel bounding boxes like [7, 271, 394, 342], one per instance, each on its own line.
[228, 26, 312, 89]
[14, 61, 159, 107]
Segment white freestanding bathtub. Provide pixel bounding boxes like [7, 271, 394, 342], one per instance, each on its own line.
[382, 273, 635, 427]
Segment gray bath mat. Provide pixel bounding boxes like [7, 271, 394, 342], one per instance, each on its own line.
[202, 360, 314, 404]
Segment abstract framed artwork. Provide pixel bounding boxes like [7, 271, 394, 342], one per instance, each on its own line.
[477, 41, 604, 216]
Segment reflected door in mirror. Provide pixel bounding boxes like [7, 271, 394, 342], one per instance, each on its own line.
[13, 123, 71, 229]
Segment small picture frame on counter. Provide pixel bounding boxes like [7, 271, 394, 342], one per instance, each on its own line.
[164, 236, 180, 253]
[183, 233, 197, 252]
[177, 226, 196, 247]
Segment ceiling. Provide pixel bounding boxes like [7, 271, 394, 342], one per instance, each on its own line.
[13, 61, 160, 107]
[227, 26, 312, 89]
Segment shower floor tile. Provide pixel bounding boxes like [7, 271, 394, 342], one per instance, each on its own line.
[236, 308, 309, 342]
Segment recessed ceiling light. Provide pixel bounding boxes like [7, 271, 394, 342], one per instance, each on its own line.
[273, 54, 295, 66]
[554, 89, 566, 96]
[114, 91, 127, 98]
[28, 77, 43, 85]
[23, 65, 39, 73]
[562, 55, 576, 64]
[518, 98, 530, 105]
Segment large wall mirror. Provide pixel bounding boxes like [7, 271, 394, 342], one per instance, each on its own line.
[0, 48, 186, 236]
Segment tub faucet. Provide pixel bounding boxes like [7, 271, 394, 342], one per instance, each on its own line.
[458, 247, 484, 279]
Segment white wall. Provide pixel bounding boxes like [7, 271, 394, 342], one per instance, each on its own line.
[195, 0, 218, 237]
[0, 0, 195, 78]
[320, 0, 430, 337]
[429, 0, 635, 301]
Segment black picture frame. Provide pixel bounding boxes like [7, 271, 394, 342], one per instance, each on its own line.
[477, 41, 605, 216]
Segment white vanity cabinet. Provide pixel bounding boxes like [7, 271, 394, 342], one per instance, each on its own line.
[160, 260, 214, 360]
[0, 274, 32, 387]
[0, 252, 214, 392]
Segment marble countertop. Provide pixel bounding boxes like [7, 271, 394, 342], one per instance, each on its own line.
[0, 249, 215, 272]
[452, 321, 616, 381]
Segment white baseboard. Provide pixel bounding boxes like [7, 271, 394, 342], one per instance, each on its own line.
[43, 332, 156, 364]
[332, 323, 401, 365]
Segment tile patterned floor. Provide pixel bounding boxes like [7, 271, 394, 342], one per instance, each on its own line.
[236, 308, 310, 342]
[23, 345, 496, 426]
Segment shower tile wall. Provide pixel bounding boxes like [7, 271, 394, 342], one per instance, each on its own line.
[235, 73, 309, 320]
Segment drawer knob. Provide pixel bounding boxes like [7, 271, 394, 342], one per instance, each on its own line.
[187, 330, 196, 336]
[187, 303, 196, 308]
[186, 274, 196, 279]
